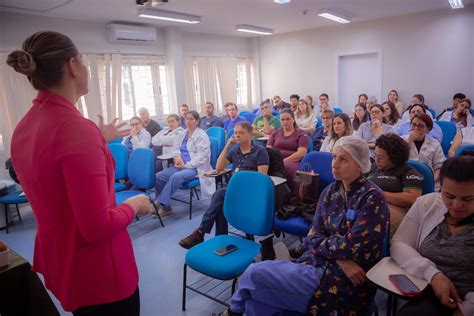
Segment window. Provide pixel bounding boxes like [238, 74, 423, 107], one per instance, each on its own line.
[192, 61, 201, 107]
[236, 60, 248, 107]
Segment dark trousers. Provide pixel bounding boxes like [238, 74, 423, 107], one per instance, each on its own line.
[199, 188, 228, 235]
[398, 289, 455, 316]
[73, 288, 140, 316]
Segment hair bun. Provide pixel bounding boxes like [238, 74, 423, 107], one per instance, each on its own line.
[6, 50, 36, 75]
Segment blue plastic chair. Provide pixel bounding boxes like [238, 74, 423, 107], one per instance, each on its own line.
[316, 116, 322, 128]
[108, 137, 122, 144]
[0, 186, 28, 234]
[226, 128, 234, 143]
[437, 121, 457, 155]
[252, 108, 260, 115]
[115, 148, 164, 227]
[108, 143, 129, 192]
[241, 112, 257, 124]
[333, 107, 343, 114]
[175, 137, 219, 219]
[427, 108, 436, 119]
[182, 171, 274, 310]
[206, 127, 225, 155]
[405, 160, 434, 195]
[307, 138, 313, 152]
[455, 144, 474, 156]
[238, 111, 252, 117]
[274, 152, 335, 237]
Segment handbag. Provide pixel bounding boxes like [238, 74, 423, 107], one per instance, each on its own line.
[293, 162, 320, 204]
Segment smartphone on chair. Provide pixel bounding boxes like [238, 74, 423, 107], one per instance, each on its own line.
[388, 274, 422, 297]
[214, 244, 238, 256]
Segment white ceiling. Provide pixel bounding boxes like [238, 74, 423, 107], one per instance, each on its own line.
[1, 0, 472, 37]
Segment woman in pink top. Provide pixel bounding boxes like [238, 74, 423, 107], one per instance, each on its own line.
[268, 108, 309, 189]
[7, 32, 150, 315]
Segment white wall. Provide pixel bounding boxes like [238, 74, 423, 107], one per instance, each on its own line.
[258, 6, 474, 113]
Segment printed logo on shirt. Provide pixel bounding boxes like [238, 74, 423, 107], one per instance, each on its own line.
[406, 175, 423, 181]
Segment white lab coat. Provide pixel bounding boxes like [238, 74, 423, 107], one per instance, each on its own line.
[151, 127, 185, 155]
[402, 135, 445, 172]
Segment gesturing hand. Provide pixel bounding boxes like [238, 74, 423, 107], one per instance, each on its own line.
[124, 194, 151, 216]
[431, 272, 462, 309]
[337, 259, 366, 286]
[98, 115, 131, 142]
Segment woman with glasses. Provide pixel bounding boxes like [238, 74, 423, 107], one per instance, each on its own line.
[320, 113, 353, 153]
[356, 104, 396, 151]
[402, 113, 445, 183]
[122, 116, 151, 154]
[154, 111, 215, 217]
[311, 109, 334, 151]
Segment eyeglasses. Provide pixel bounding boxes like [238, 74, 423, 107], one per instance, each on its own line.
[130, 123, 140, 127]
[411, 123, 427, 129]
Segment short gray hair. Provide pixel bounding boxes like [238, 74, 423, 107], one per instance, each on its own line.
[138, 107, 149, 114]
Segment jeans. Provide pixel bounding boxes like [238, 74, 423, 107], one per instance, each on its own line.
[154, 167, 198, 206]
[198, 188, 228, 235]
[230, 260, 322, 315]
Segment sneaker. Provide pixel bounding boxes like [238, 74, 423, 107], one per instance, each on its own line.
[158, 205, 173, 217]
[179, 229, 204, 249]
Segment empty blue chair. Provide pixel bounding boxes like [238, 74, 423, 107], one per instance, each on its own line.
[115, 148, 164, 227]
[333, 107, 343, 114]
[175, 137, 219, 219]
[437, 121, 457, 155]
[274, 151, 335, 237]
[455, 144, 474, 156]
[241, 112, 256, 124]
[0, 187, 28, 234]
[109, 143, 128, 192]
[182, 171, 274, 309]
[207, 127, 225, 155]
[406, 160, 434, 195]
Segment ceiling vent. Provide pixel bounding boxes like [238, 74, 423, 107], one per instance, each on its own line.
[107, 23, 157, 45]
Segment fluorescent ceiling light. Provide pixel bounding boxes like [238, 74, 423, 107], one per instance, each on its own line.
[274, 0, 291, 4]
[236, 24, 273, 35]
[449, 0, 464, 9]
[317, 9, 351, 24]
[138, 8, 201, 24]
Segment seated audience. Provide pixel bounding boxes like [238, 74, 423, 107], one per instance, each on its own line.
[151, 114, 185, 156]
[398, 104, 443, 143]
[178, 121, 269, 249]
[252, 100, 280, 141]
[220, 102, 231, 121]
[366, 96, 378, 110]
[295, 99, 316, 134]
[392, 156, 474, 316]
[438, 98, 472, 130]
[224, 136, 388, 316]
[321, 113, 353, 153]
[382, 101, 402, 129]
[289, 94, 300, 113]
[358, 93, 368, 106]
[199, 101, 224, 130]
[352, 103, 370, 131]
[272, 95, 291, 115]
[388, 89, 404, 115]
[448, 126, 474, 157]
[223, 102, 244, 132]
[154, 111, 214, 216]
[402, 94, 434, 121]
[356, 103, 396, 151]
[368, 134, 423, 234]
[311, 109, 334, 151]
[305, 95, 314, 110]
[267, 109, 309, 188]
[312, 93, 332, 117]
[437, 93, 466, 120]
[122, 116, 151, 154]
[138, 107, 161, 137]
[179, 104, 190, 128]
[402, 113, 445, 183]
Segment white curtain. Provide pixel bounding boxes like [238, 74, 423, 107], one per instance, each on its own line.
[184, 57, 198, 110]
[215, 57, 237, 112]
[0, 53, 37, 156]
[196, 57, 220, 113]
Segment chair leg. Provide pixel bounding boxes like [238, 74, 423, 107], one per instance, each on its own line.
[189, 190, 193, 220]
[152, 202, 164, 227]
[15, 204, 22, 222]
[182, 264, 187, 311]
[231, 277, 238, 294]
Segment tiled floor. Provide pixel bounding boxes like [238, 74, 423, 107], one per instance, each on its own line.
[1, 190, 390, 315]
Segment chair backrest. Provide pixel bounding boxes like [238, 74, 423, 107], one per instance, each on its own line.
[455, 144, 474, 156]
[307, 138, 313, 152]
[252, 108, 260, 114]
[108, 143, 128, 180]
[299, 151, 335, 194]
[108, 137, 122, 144]
[405, 160, 434, 195]
[241, 112, 256, 124]
[224, 171, 274, 236]
[437, 121, 457, 155]
[128, 148, 155, 189]
[333, 107, 343, 114]
[206, 126, 225, 154]
[209, 137, 218, 169]
[316, 116, 322, 128]
[239, 111, 252, 117]
[427, 108, 436, 119]
[226, 128, 234, 142]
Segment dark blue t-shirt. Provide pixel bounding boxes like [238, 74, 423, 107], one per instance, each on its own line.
[200, 115, 224, 130]
[226, 142, 269, 172]
[224, 116, 244, 132]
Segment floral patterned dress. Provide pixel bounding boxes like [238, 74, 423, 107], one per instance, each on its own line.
[296, 177, 389, 315]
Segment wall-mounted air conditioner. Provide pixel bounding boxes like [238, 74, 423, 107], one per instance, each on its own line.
[107, 23, 157, 44]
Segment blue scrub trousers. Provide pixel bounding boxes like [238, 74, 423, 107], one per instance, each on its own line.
[154, 167, 198, 206]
